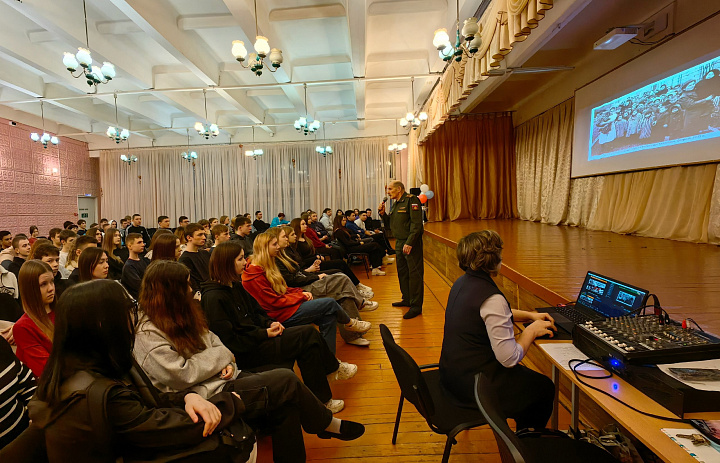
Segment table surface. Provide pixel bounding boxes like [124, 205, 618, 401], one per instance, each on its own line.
[536, 339, 720, 463]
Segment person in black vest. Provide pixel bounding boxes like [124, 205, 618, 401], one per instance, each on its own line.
[439, 230, 556, 430]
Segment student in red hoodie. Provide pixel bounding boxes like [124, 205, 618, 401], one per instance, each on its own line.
[14, 260, 56, 377]
[242, 233, 371, 354]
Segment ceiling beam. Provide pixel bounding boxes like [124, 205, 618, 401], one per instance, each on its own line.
[178, 14, 236, 30]
[269, 3, 346, 22]
[347, 0, 367, 129]
[96, 20, 143, 35]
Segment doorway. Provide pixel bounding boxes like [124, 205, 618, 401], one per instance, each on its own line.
[77, 196, 98, 227]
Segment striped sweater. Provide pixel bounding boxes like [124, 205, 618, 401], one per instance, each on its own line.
[0, 337, 36, 449]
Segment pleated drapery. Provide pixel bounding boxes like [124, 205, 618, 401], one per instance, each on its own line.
[420, 114, 518, 222]
[515, 98, 720, 244]
[100, 138, 392, 223]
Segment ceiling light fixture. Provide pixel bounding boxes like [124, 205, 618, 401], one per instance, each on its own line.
[245, 126, 263, 158]
[120, 139, 137, 165]
[106, 93, 130, 143]
[295, 83, 320, 135]
[30, 101, 59, 148]
[399, 78, 427, 130]
[194, 89, 220, 139]
[316, 122, 333, 156]
[62, 0, 116, 92]
[593, 27, 640, 50]
[231, 0, 283, 76]
[388, 120, 407, 154]
[433, 0, 482, 62]
[181, 129, 198, 163]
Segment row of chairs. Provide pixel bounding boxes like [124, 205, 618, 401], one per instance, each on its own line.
[379, 324, 619, 463]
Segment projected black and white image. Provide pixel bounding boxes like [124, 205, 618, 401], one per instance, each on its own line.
[615, 291, 636, 307]
[589, 55, 720, 160]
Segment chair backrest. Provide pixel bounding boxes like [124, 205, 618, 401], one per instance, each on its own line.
[474, 373, 528, 463]
[380, 324, 436, 420]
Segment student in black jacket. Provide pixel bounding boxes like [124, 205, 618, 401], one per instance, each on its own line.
[178, 223, 211, 293]
[125, 214, 151, 248]
[201, 241, 357, 410]
[253, 211, 270, 233]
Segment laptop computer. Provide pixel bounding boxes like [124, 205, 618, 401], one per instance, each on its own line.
[530, 271, 650, 339]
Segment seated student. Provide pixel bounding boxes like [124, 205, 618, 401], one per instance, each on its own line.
[270, 213, 289, 228]
[242, 233, 370, 355]
[175, 226, 187, 253]
[77, 247, 110, 282]
[199, 219, 213, 248]
[439, 231, 556, 430]
[126, 214, 151, 246]
[269, 228, 376, 348]
[0, 264, 21, 323]
[28, 239, 53, 260]
[134, 262, 365, 459]
[355, 210, 395, 256]
[47, 228, 62, 249]
[211, 224, 231, 249]
[253, 211, 270, 233]
[120, 233, 148, 300]
[28, 226, 39, 245]
[344, 211, 374, 245]
[152, 233, 183, 262]
[76, 219, 87, 236]
[64, 235, 99, 284]
[319, 208, 334, 236]
[333, 215, 387, 276]
[307, 211, 330, 240]
[14, 260, 56, 377]
[202, 241, 357, 413]
[27, 280, 254, 463]
[178, 215, 190, 228]
[32, 244, 70, 301]
[7, 235, 31, 280]
[101, 228, 124, 280]
[86, 227, 103, 247]
[142, 228, 172, 260]
[0, 230, 14, 267]
[156, 215, 172, 231]
[178, 223, 211, 294]
[230, 216, 254, 257]
[302, 214, 343, 260]
[0, 336, 36, 450]
[57, 229, 76, 272]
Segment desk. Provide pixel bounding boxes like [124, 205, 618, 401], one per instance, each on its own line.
[536, 340, 720, 463]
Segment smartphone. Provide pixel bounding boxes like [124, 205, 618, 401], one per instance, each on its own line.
[669, 368, 720, 382]
[690, 420, 720, 445]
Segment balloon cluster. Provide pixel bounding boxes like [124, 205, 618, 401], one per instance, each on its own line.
[418, 183, 435, 204]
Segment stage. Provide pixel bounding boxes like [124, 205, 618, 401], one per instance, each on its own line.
[423, 219, 720, 336]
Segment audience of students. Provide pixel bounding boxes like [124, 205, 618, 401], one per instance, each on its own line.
[152, 233, 183, 262]
[120, 233, 148, 299]
[211, 224, 231, 248]
[7, 235, 31, 279]
[178, 223, 211, 293]
[126, 214, 151, 246]
[333, 215, 387, 275]
[231, 216, 254, 257]
[57, 229, 76, 271]
[77, 247, 110, 282]
[101, 227, 124, 279]
[32, 244, 70, 301]
[270, 212, 289, 228]
[253, 211, 270, 233]
[64, 235, 99, 284]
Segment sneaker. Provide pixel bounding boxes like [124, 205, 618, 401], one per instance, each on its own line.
[345, 318, 372, 333]
[317, 420, 365, 440]
[383, 256, 395, 265]
[335, 361, 358, 380]
[361, 301, 379, 311]
[347, 337, 371, 347]
[371, 268, 386, 276]
[359, 289, 374, 300]
[325, 399, 345, 413]
[357, 283, 373, 292]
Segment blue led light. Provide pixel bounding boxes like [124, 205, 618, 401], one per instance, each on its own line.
[610, 358, 621, 368]
[612, 382, 619, 392]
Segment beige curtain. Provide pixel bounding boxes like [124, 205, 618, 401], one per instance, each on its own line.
[516, 98, 573, 224]
[421, 114, 517, 221]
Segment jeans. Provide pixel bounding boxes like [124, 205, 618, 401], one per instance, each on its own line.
[282, 298, 351, 354]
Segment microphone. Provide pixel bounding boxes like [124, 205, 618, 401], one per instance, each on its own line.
[382, 196, 388, 203]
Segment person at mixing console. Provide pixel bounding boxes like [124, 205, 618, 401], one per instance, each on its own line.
[439, 230, 557, 430]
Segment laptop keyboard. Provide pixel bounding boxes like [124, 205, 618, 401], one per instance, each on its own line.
[554, 305, 594, 324]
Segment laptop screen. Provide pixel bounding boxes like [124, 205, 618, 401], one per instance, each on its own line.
[576, 272, 649, 318]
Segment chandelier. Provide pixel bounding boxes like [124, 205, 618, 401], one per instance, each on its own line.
[315, 122, 333, 157]
[399, 78, 428, 130]
[388, 121, 407, 154]
[433, 0, 482, 62]
[106, 93, 130, 143]
[245, 126, 264, 158]
[181, 130, 198, 163]
[62, 0, 116, 91]
[295, 84, 320, 135]
[231, 0, 283, 76]
[30, 101, 59, 148]
[194, 89, 220, 139]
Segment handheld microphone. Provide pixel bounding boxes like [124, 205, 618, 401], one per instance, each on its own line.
[382, 196, 388, 203]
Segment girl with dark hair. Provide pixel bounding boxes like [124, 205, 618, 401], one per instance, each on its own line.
[243, 234, 371, 355]
[175, 226, 187, 254]
[152, 233, 182, 261]
[77, 247, 109, 282]
[101, 228, 124, 279]
[144, 228, 172, 259]
[27, 280, 249, 462]
[202, 241, 357, 413]
[86, 227, 103, 246]
[28, 226, 39, 245]
[135, 261, 366, 460]
[14, 260, 56, 377]
[332, 215, 386, 275]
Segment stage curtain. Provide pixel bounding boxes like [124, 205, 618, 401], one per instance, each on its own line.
[588, 164, 716, 243]
[100, 138, 391, 223]
[421, 113, 517, 221]
[515, 98, 573, 224]
[709, 164, 720, 243]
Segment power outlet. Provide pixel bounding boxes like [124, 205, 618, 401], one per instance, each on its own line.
[638, 3, 674, 42]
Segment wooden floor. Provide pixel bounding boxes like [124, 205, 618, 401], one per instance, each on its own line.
[425, 219, 720, 336]
[281, 258, 572, 463]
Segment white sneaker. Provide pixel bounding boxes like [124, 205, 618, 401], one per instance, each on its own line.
[345, 318, 372, 333]
[347, 337, 370, 347]
[359, 289, 374, 300]
[357, 283, 373, 292]
[325, 399, 345, 413]
[371, 268, 386, 276]
[383, 256, 395, 265]
[335, 361, 358, 380]
[361, 301, 379, 311]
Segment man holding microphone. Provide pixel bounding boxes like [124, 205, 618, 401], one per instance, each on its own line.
[379, 180, 424, 319]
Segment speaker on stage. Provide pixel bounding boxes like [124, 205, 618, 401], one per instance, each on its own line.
[409, 187, 421, 195]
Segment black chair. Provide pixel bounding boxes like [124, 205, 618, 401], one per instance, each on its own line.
[474, 373, 619, 463]
[380, 324, 487, 463]
[334, 241, 371, 278]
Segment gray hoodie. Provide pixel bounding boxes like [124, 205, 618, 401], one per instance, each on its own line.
[0, 265, 18, 299]
[133, 313, 238, 398]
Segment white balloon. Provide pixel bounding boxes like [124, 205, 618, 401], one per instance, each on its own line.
[420, 184, 430, 193]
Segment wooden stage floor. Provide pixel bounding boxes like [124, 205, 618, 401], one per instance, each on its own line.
[424, 218, 720, 336]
